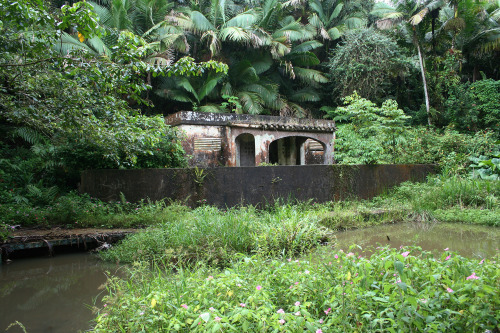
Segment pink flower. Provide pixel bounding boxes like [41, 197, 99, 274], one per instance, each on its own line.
[479, 259, 484, 264]
[287, 258, 292, 262]
[466, 272, 480, 280]
[294, 282, 299, 285]
[240, 303, 246, 307]
[447, 287, 453, 293]
[445, 255, 451, 261]
[304, 270, 310, 274]
[324, 307, 331, 315]
[347, 252, 354, 257]
[295, 301, 301, 306]
[237, 283, 241, 287]
[207, 276, 213, 280]
[181, 304, 188, 309]
[214, 316, 221, 322]
[316, 330, 323, 333]
[209, 307, 215, 312]
[256, 285, 262, 291]
[444, 248, 449, 251]
[334, 254, 338, 259]
[294, 311, 301, 316]
[279, 319, 285, 325]
[319, 319, 324, 324]
[277, 309, 285, 314]
[402, 251, 410, 257]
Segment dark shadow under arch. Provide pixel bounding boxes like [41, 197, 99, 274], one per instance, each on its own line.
[269, 136, 326, 165]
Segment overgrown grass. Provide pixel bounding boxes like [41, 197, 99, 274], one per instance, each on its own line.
[93, 246, 500, 332]
[99, 204, 328, 265]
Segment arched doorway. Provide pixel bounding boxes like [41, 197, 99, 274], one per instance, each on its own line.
[236, 134, 255, 166]
[269, 137, 325, 165]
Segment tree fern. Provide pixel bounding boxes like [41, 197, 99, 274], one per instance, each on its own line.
[14, 127, 48, 145]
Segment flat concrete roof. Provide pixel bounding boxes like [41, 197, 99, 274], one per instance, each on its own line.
[165, 111, 336, 132]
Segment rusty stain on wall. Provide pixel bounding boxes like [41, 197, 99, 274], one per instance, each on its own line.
[165, 111, 337, 167]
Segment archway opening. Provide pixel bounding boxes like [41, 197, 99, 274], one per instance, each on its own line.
[269, 137, 325, 165]
[303, 138, 325, 165]
[236, 133, 255, 166]
[269, 137, 305, 165]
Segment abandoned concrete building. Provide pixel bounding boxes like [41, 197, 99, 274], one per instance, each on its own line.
[165, 111, 336, 167]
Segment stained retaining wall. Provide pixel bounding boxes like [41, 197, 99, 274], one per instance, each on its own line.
[80, 164, 436, 207]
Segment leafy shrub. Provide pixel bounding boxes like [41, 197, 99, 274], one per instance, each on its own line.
[93, 246, 500, 332]
[392, 177, 499, 212]
[445, 78, 500, 131]
[328, 28, 411, 103]
[468, 144, 500, 180]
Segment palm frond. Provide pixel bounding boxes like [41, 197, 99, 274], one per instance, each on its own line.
[237, 91, 264, 114]
[286, 51, 320, 66]
[309, 0, 326, 22]
[274, 19, 308, 42]
[290, 40, 323, 53]
[219, 26, 252, 44]
[198, 72, 225, 101]
[293, 67, 328, 84]
[327, 26, 341, 39]
[371, 3, 400, 18]
[201, 31, 221, 57]
[87, 36, 111, 55]
[280, 101, 307, 118]
[191, 10, 216, 32]
[329, 3, 344, 22]
[248, 54, 273, 74]
[198, 104, 225, 113]
[242, 83, 279, 106]
[409, 8, 429, 26]
[225, 10, 260, 28]
[232, 60, 260, 83]
[288, 87, 320, 102]
[54, 33, 98, 55]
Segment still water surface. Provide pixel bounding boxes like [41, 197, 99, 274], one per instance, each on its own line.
[334, 222, 500, 258]
[0, 222, 498, 332]
[0, 253, 121, 333]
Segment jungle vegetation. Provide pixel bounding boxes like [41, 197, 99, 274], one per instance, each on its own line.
[0, 0, 499, 231]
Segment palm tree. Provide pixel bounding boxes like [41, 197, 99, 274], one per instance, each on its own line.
[371, 0, 445, 126]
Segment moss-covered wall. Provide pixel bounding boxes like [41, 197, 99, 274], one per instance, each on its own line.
[80, 164, 436, 207]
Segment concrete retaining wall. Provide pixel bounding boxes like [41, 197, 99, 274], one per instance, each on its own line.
[80, 164, 436, 207]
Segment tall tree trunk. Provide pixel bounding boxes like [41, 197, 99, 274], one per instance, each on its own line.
[416, 40, 431, 126]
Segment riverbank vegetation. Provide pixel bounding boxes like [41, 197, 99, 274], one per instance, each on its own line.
[93, 246, 500, 332]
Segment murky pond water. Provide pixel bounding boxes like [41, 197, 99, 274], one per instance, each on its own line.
[0, 222, 498, 332]
[334, 222, 500, 258]
[0, 253, 121, 333]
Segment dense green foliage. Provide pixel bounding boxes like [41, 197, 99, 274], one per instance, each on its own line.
[324, 93, 496, 166]
[327, 28, 412, 103]
[93, 247, 499, 332]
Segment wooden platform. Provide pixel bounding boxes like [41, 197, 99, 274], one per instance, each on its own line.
[1, 228, 136, 263]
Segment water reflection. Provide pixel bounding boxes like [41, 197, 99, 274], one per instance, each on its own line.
[0, 253, 120, 333]
[334, 222, 500, 258]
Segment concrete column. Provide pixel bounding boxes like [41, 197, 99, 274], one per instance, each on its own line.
[324, 133, 335, 164]
[254, 133, 274, 165]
